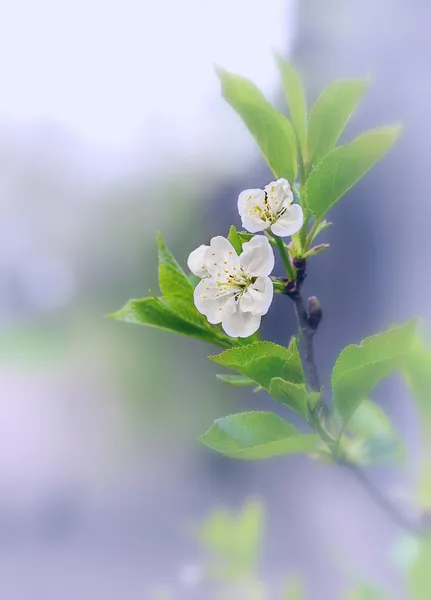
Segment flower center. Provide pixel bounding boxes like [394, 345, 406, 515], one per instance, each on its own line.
[248, 192, 287, 223]
[216, 267, 255, 302]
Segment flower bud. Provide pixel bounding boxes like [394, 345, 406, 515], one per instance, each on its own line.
[307, 296, 322, 330]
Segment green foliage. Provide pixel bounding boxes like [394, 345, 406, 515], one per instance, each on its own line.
[407, 540, 431, 600]
[306, 126, 400, 220]
[157, 233, 194, 302]
[276, 54, 307, 155]
[111, 297, 227, 345]
[342, 400, 403, 465]
[111, 235, 248, 348]
[195, 499, 264, 581]
[227, 225, 243, 255]
[268, 378, 311, 421]
[307, 79, 367, 169]
[216, 374, 255, 387]
[216, 66, 297, 182]
[210, 340, 305, 391]
[198, 411, 318, 459]
[345, 586, 387, 600]
[284, 577, 305, 599]
[332, 321, 416, 424]
[402, 331, 431, 507]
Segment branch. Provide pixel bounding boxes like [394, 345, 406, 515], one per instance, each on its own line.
[283, 258, 428, 536]
[342, 461, 423, 535]
[284, 258, 321, 393]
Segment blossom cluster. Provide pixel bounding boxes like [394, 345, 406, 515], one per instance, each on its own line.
[188, 178, 303, 337]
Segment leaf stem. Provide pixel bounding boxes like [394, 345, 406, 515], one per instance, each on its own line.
[273, 235, 296, 281]
[303, 219, 320, 253]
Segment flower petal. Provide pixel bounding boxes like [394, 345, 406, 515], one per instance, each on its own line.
[240, 212, 270, 234]
[270, 204, 304, 237]
[187, 244, 210, 278]
[193, 280, 235, 324]
[240, 235, 275, 277]
[237, 188, 265, 215]
[204, 236, 239, 278]
[240, 276, 273, 316]
[222, 307, 261, 338]
[264, 178, 292, 208]
[238, 188, 269, 234]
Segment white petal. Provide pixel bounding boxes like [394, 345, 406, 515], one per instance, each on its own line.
[240, 213, 269, 234]
[240, 276, 273, 316]
[187, 244, 209, 278]
[237, 188, 265, 216]
[240, 235, 275, 277]
[270, 204, 304, 237]
[264, 178, 292, 205]
[193, 280, 235, 324]
[222, 307, 261, 338]
[204, 236, 239, 279]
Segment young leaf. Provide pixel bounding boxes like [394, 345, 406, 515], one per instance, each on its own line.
[268, 378, 310, 420]
[275, 54, 307, 154]
[110, 297, 231, 347]
[347, 399, 394, 437]
[332, 320, 416, 423]
[227, 225, 243, 255]
[307, 79, 367, 168]
[199, 411, 318, 459]
[158, 234, 194, 302]
[216, 374, 255, 387]
[216, 66, 297, 182]
[306, 126, 400, 220]
[210, 340, 305, 390]
[345, 400, 404, 465]
[310, 220, 332, 242]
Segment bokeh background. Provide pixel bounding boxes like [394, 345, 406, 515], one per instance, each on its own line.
[1, 0, 430, 598]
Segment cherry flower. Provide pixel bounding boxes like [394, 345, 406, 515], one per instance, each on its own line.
[237, 178, 303, 237]
[187, 235, 274, 338]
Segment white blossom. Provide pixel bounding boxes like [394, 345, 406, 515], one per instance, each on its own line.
[187, 235, 274, 338]
[237, 178, 303, 237]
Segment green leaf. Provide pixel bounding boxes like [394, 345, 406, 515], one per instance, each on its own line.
[307, 79, 367, 168]
[199, 411, 318, 459]
[402, 332, 431, 508]
[284, 576, 304, 599]
[216, 66, 297, 182]
[306, 126, 400, 220]
[196, 499, 265, 580]
[342, 400, 405, 465]
[408, 540, 431, 600]
[332, 321, 416, 423]
[348, 399, 394, 439]
[210, 340, 305, 391]
[268, 378, 310, 420]
[310, 219, 332, 242]
[227, 225, 243, 255]
[345, 586, 387, 600]
[216, 374, 255, 387]
[276, 54, 307, 154]
[158, 234, 194, 302]
[110, 297, 230, 347]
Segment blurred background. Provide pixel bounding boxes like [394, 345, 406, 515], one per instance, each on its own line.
[1, 0, 430, 598]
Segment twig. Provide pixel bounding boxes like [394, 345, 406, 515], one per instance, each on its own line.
[341, 461, 423, 535]
[283, 258, 427, 536]
[284, 259, 320, 392]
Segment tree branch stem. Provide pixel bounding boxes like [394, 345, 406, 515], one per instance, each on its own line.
[284, 261, 426, 536]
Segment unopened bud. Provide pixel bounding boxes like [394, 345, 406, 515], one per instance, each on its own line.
[307, 296, 322, 330]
